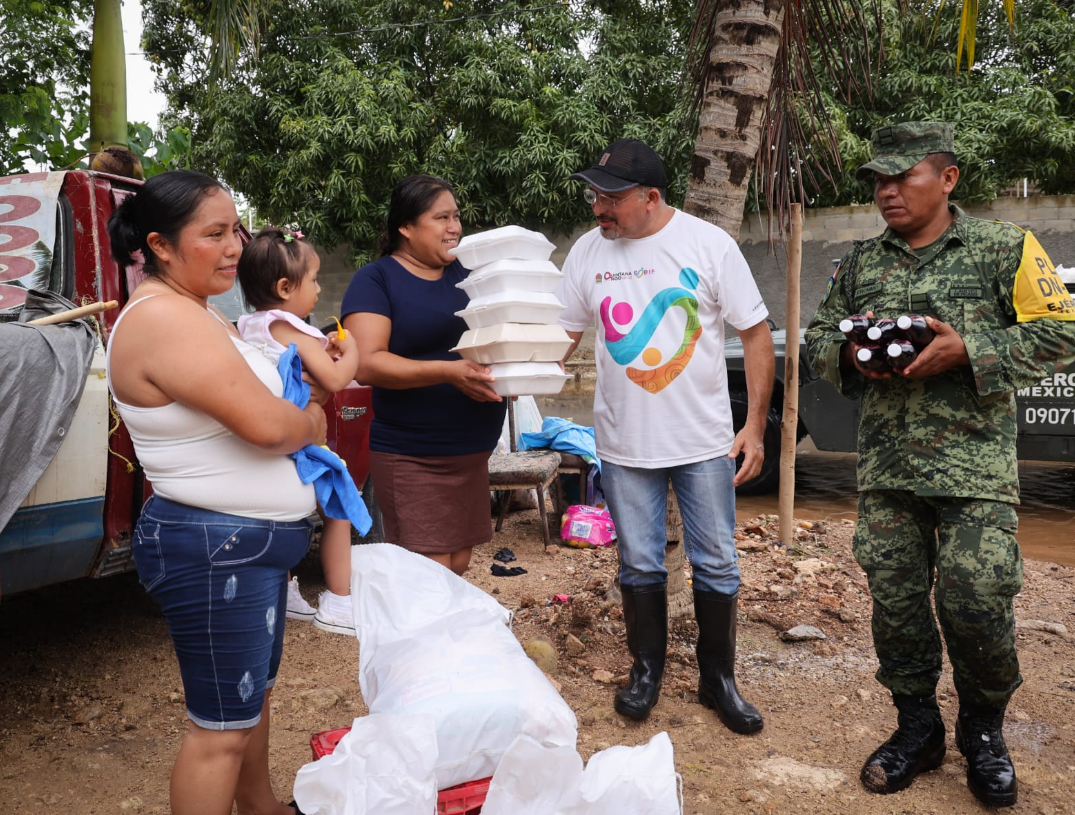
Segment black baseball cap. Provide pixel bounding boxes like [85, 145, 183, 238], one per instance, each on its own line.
[569, 138, 668, 192]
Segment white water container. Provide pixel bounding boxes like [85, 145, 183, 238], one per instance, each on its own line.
[456, 259, 562, 299]
[488, 362, 571, 397]
[456, 290, 564, 329]
[450, 226, 556, 268]
[451, 323, 573, 364]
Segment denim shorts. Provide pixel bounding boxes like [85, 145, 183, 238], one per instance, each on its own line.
[133, 495, 312, 730]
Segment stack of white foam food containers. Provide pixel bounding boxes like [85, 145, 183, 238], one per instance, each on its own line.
[449, 226, 572, 397]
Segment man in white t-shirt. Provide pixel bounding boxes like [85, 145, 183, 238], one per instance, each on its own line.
[558, 138, 775, 733]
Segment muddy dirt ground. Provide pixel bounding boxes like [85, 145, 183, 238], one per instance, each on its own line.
[1, 510, 1073, 814]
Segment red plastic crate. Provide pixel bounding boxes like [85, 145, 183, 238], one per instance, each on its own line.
[309, 727, 490, 815]
[309, 726, 351, 760]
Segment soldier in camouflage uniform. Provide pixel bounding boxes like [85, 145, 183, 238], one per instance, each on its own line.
[805, 121, 1075, 808]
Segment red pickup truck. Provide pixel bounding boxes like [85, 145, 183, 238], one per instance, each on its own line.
[0, 170, 378, 598]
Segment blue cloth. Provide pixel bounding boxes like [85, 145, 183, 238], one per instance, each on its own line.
[339, 256, 506, 456]
[277, 345, 372, 535]
[519, 417, 601, 473]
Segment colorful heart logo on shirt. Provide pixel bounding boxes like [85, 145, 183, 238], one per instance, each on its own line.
[599, 267, 701, 394]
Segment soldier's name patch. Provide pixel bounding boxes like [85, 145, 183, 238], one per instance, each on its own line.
[948, 286, 983, 299]
[856, 283, 883, 301]
[1013, 232, 1075, 322]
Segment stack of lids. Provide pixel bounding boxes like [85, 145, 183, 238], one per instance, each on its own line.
[450, 226, 572, 397]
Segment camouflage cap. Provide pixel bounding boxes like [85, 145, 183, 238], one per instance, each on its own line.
[855, 122, 956, 181]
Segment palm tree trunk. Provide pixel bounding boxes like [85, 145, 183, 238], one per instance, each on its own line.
[684, 0, 788, 241]
[664, 488, 695, 618]
[89, 0, 128, 151]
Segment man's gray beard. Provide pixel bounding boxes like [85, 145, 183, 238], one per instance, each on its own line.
[598, 224, 619, 240]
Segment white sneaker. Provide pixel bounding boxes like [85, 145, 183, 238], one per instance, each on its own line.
[286, 577, 316, 621]
[313, 590, 355, 636]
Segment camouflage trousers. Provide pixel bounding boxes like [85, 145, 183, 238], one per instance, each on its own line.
[853, 490, 1023, 709]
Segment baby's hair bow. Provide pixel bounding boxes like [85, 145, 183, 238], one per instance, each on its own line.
[283, 229, 305, 243]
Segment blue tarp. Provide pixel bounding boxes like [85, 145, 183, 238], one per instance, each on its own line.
[277, 344, 372, 535]
[519, 417, 601, 474]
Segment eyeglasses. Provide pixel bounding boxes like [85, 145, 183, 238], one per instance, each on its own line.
[583, 188, 645, 209]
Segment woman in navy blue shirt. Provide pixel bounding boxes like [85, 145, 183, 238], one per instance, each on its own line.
[341, 175, 507, 575]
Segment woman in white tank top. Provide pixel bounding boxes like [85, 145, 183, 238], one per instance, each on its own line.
[106, 171, 326, 815]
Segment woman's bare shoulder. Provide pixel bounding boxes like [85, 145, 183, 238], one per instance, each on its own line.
[120, 287, 230, 332]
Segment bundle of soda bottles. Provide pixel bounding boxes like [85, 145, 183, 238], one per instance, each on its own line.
[839, 314, 934, 372]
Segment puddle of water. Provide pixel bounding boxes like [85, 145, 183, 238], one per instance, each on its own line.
[737, 446, 1075, 567]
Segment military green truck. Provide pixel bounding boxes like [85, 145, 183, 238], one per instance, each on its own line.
[725, 323, 1075, 495]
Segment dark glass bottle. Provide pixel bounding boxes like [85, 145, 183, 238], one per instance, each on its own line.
[866, 318, 898, 343]
[886, 340, 917, 370]
[896, 314, 934, 349]
[839, 314, 872, 344]
[855, 345, 889, 373]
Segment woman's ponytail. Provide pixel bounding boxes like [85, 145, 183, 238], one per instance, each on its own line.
[107, 193, 147, 269]
[106, 170, 227, 275]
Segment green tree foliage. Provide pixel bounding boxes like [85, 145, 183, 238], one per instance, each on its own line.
[0, 0, 94, 173]
[128, 122, 193, 177]
[141, 0, 696, 258]
[801, 0, 1075, 208]
[0, 0, 198, 175]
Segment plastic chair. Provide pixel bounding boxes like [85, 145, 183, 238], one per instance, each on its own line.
[488, 400, 560, 547]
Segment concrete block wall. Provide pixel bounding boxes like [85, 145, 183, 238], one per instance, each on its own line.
[308, 242, 356, 330]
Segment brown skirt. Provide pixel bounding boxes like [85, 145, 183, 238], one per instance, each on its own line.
[370, 450, 494, 555]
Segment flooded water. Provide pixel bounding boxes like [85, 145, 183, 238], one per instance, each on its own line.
[737, 445, 1075, 567]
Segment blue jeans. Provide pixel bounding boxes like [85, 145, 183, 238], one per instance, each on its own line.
[601, 457, 739, 594]
[132, 495, 312, 730]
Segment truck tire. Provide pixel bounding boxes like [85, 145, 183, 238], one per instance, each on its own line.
[729, 389, 782, 495]
[354, 473, 385, 543]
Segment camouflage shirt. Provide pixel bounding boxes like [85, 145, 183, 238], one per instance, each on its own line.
[805, 205, 1075, 503]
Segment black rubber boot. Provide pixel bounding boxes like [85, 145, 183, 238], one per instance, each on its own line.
[861, 694, 946, 794]
[955, 704, 1018, 808]
[693, 589, 763, 735]
[614, 582, 667, 721]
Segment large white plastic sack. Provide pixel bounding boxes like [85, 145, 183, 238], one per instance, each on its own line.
[350, 544, 578, 789]
[494, 394, 544, 454]
[480, 735, 584, 814]
[559, 732, 682, 815]
[350, 543, 510, 646]
[292, 714, 438, 815]
[482, 731, 682, 815]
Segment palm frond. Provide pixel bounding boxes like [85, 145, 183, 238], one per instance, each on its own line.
[950, 0, 1013, 72]
[956, 0, 979, 70]
[206, 0, 265, 81]
[1001, 0, 1014, 26]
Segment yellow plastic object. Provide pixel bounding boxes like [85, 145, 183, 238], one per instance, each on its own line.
[333, 316, 347, 340]
[318, 444, 346, 466]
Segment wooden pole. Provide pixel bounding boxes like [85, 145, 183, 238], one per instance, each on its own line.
[27, 300, 118, 326]
[779, 205, 803, 547]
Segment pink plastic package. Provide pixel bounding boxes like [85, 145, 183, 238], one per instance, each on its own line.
[560, 505, 617, 548]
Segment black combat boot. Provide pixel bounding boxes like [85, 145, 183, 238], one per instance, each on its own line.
[955, 704, 1018, 807]
[693, 589, 763, 734]
[614, 582, 667, 721]
[861, 694, 946, 794]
